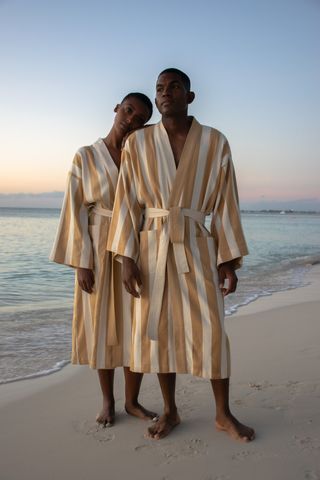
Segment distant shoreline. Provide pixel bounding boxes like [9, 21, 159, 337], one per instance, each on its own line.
[1, 206, 319, 215]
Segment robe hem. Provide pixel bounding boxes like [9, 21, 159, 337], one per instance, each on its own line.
[71, 360, 130, 370]
[127, 367, 230, 381]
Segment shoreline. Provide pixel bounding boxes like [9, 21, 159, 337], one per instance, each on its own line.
[1, 262, 318, 386]
[0, 265, 319, 479]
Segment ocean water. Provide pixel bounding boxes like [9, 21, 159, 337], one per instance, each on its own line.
[0, 207, 319, 383]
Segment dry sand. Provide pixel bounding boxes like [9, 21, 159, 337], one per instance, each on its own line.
[1, 265, 319, 480]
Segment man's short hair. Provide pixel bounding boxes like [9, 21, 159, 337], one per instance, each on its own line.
[158, 68, 191, 92]
[121, 92, 153, 120]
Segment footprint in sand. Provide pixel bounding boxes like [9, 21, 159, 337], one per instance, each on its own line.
[203, 476, 230, 480]
[299, 345, 320, 359]
[161, 438, 208, 464]
[232, 450, 278, 462]
[134, 438, 208, 464]
[134, 444, 151, 452]
[72, 420, 116, 443]
[291, 435, 320, 453]
[304, 471, 320, 480]
[232, 450, 259, 461]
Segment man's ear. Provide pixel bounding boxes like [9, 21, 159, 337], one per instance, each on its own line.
[187, 91, 195, 105]
[114, 103, 120, 113]
[155, 97, 159, 109]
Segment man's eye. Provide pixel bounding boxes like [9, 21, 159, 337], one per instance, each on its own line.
[126, 107, 132, 113]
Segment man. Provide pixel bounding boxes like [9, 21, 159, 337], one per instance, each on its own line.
[107, 68, 255, 442]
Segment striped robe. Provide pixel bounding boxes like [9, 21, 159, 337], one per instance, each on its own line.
[50, 138, 132, 369]
[107, 118, 248, 379]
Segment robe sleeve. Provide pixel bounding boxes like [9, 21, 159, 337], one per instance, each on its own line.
[49, 152, 94, 269]
[107, 142, 142, 262]
[211, 138, 248, 269]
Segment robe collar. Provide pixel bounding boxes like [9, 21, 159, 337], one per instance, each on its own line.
[95, 138, 119, 182]
[157, 117, 203, 206]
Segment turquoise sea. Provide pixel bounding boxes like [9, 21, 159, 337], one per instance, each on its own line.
[0, 207, 319, 383]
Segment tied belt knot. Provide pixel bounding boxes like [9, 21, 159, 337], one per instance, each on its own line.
[144, 207, 206, 341]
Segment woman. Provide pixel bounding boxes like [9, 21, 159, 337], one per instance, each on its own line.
[50, 92, 156, 426]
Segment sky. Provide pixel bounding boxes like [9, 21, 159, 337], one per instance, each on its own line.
[0, 0, 319, 209]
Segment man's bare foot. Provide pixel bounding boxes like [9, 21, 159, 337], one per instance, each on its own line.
[125, 402, 158, 421]
[146, 412, 180, 440]
[215, 413, 255, 442]
[96, 402, 115, 427]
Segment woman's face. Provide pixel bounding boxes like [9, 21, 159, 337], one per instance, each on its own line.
[114, 97, 151, 136]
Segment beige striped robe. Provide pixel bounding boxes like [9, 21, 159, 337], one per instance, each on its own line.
[50, 138, 132, 369]
[107, 118, 248, 379]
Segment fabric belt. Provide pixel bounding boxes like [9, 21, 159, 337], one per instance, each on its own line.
[92, 206, 113, 217]
[144, 207, 206, 341]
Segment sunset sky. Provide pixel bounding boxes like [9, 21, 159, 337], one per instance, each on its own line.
[1, 0, 319, 208]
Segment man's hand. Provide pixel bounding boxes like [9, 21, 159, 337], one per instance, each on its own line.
[122, 257, 142, 298]
[218, 260, 238, 297]
[77, 267, 95, 293]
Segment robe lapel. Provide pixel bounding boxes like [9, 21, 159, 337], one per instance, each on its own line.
[96, 138, 119, 189]
[167, 118, 203, 207]
[154, 123, 176, 205]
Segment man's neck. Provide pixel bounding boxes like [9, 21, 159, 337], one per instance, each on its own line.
[161, 114, 192, 136]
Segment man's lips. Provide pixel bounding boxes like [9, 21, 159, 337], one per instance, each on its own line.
[161, 100, 173, 107]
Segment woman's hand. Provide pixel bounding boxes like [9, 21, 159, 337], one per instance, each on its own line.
[122, 257, 142, 298]
[77, 267, 95, 293]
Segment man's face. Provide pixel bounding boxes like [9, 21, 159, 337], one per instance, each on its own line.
[114, 97, 150, 136]
[155, 72, 191, 116]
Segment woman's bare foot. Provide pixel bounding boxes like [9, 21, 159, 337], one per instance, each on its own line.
[96, 401, 115, 427]
[125, 402, 158, 421]
[146, 412, 180, 440]
[215, 413, 255, 442]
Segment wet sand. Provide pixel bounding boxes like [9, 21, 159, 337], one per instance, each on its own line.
[0, 265, 319, 480]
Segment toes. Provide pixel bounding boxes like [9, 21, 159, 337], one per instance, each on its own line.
[103, 421, 113, 428]
[239, 429, 255, 442]
[96, 412, 115, 426]
[147, 424, 157, 437]
[146, 421, 164, 439]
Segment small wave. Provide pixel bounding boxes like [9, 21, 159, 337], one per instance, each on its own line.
[0, 360, 70, 385]
[277, 254, 320, 269]
[225, 281, 311, 316]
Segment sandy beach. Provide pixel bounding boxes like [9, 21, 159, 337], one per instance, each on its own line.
[1, 265, 319, 480]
